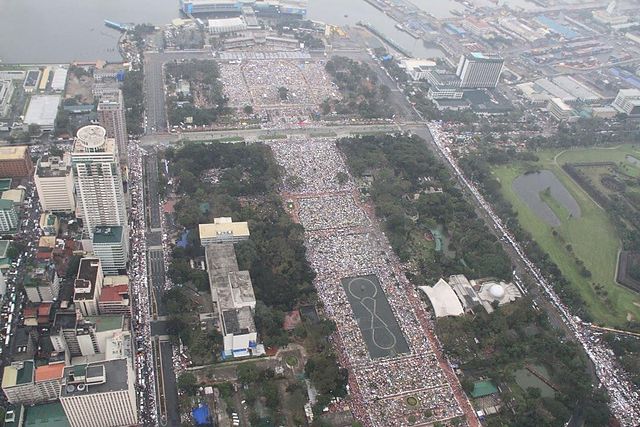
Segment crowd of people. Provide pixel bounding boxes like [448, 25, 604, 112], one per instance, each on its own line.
[127, 143, 158, 425]
[269, 138, 352, 193]
[269, 136, 469, 426]
[219, 59, 339, 111]
[298, 194, 369, 231]
[430, 121, 640, 426]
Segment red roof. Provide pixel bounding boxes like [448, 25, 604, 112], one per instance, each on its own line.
[36, 250, 53, 260]
[38, 303, 52, 317]
[35, 363, 65, 382]
[99, 284, 129, 303]
[24, 307, 37, 318]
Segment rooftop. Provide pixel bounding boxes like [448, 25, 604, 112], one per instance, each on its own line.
[0, 178, 12, 192]
[84, 315, 123, 333]
[74, 258, 100, 300]
[222, 307, 256, 335]
[467, 52, 503, 62]
[52, 311, 77, 331]
[60, 358, 129, 397]
[205, 244, 256, 311]
[92, 226, 124, 244]
[23, 95, 61, 127]
[471, 380, 498, 398]
[199, 217, 250, 240]
[0, 146, 28, 161]
[99, 284, 129, 303]
[36, 155, 70, 178]
[24, 402, 70, 427]
[419, 279, 464, 318]
[34, 362, 65, 382]
[1, 360, 35, 388]
[0, 198, 14, 210]
[2, 189, 25, 204]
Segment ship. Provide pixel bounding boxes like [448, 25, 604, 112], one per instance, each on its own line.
[104, 20, 130, 32]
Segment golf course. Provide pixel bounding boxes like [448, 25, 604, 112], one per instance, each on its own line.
[492, 144, 640, 328]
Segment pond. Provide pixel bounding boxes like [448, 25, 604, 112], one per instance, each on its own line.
[512, 170, 581, 227]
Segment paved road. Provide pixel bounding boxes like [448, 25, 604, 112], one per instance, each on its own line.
[160, 340, 180, 426]
[140, 123, 412, 146]
[142, 149, 177, 425]
[145, 154, 162, 229]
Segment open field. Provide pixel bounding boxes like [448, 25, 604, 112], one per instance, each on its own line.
[492, 144, 640, 327]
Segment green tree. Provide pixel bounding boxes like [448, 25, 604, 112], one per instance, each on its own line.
[177, 372, 198, 395]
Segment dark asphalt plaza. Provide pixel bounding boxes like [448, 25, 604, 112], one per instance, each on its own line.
[342, 275, 409, 359]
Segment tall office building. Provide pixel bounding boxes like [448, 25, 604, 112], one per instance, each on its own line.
[59, 359, 138, 427]
[97, 90, 128, 166]
[92, 226, 127, 275]
[71, 125, 127, 238]
[456, 52, 504, 88]
[34, 154, 75, 213]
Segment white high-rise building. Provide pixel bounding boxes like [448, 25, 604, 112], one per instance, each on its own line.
[456, 52, 504, 88]
[59, 358, 138, 427]
[34, 154, 76, 213]
[97, 90, 128, 166]
[71, 126, 127, 237]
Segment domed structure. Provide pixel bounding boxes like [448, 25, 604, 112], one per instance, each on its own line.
[489, 283, 505, 299]
[76, 125, 107, 151]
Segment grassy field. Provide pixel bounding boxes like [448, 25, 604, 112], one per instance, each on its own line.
[492, 144, 640, 327]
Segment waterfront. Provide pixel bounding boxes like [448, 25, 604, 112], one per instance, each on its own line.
[0, 0, 540, 64]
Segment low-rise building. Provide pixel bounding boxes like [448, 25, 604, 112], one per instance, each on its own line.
[612, 88, 640, 116]
[199, 217, 250, 245]
[547, 97, 578, 121]
[24, 263, 60, 303]
[204, 243, 259, 358]
[39, 212, 60, 236]
[0, 146, 34, 179]
[398, 58, 437, 81]
[208, 16, 248, 34]
[23, 95, 61, 132]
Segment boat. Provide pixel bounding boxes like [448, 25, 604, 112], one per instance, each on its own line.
[104, 19, 130, 32]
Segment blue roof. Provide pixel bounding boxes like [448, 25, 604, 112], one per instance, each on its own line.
[536, 16, 579, 39]
[192, 404, 210, 425]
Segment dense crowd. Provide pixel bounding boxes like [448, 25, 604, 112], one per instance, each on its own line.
[269, 138, 353, 193]
[298, 194, 369, 231]
[430, 122, 640, 426]
[268, 136, 470, 426]
[127, 143, 158, 425]
[219, 59, 339, 109]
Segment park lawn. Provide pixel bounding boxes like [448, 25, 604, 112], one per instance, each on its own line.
[553, 144, 640, 178]
[492, 149, 640, 327]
